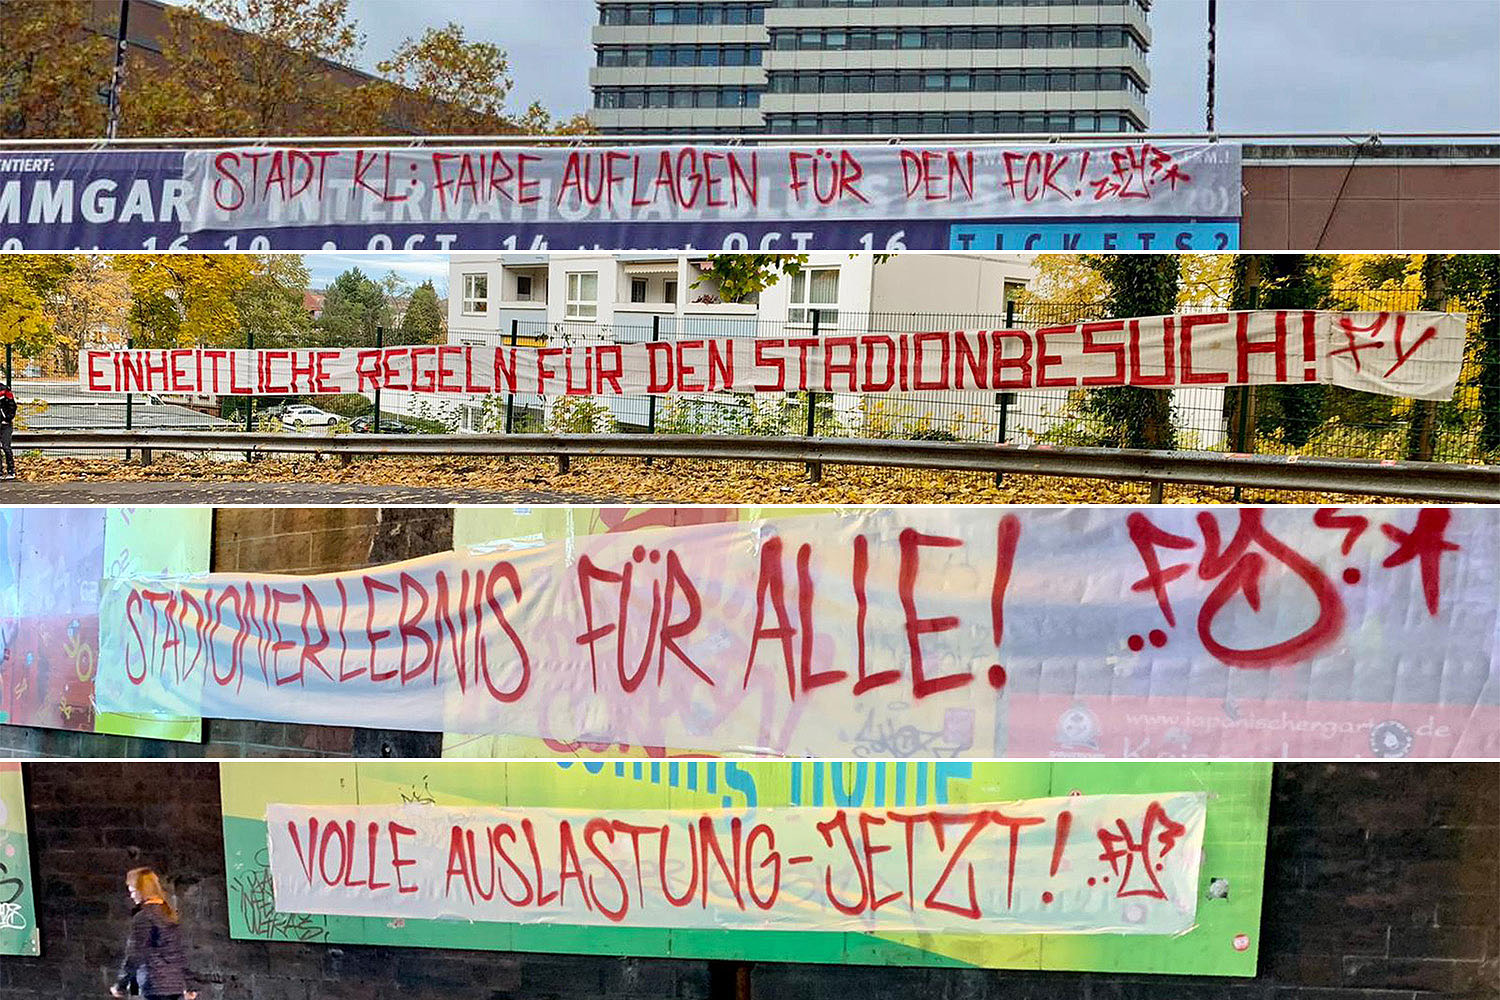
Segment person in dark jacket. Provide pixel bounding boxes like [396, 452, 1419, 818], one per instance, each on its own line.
[0, 384, 15, 480]
[111, 868, 195, 1000]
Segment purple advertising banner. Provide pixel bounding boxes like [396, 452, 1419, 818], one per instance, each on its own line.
[0, 143, 1241, 251]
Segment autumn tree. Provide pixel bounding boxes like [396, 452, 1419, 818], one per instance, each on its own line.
[395, 280, 445, 345]
[122, 0, 365, 137]
[696, 254, 809, 303]
[0, 1, 113, 139]
[115, 254, 259, 347]
[1406, 254, 1450, 461]
[353, 22, 513, 134]
[0, 256, 75, 367]
[1445, 254, 1500, 457]
[1019, 253, 1233, 317]
[46, 255, 132, 375]
[512, 101, 597, 136]
[233, 254, 315, 348]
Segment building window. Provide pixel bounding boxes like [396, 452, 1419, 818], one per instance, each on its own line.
[664, 279, 678, 304]
[630, 278, 649, 303]
[462, 273, 488, 314]
[1003, 280, 1028, 316]
[766, 23, 1147, 57]
[566, 272, 599, 320]
[788, 268, 838, 326]
[515, 275, 533, 301]
[763, 67, 1145, 96]
[595, 85, 765, 110]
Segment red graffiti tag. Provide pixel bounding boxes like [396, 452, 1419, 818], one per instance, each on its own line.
[1127, 510, 1346, 667]
[1089, 144, 1191, 201]
[1382, 315, 1440, 379]
[1328, 314, 1389, 372]
[1380, 508, 1459, 615]
[1096, 800, 1185, 901]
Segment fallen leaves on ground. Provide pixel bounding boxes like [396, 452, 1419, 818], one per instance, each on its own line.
[11, 453, 1399, 505]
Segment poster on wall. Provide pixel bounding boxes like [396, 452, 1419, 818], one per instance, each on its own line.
[221, 760, 1271, 975]
[101, 506, 1500, 760]
[0, 507, 212, 741]
[0, 142, 1241, 251]
[0, 763, 39, 957]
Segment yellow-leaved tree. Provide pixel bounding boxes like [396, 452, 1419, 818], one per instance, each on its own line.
[117, 0, 592, 138]
[0, 255, 75, 364]
[114, 255, 261, 348]
[1325, 254, 1431, 311]
[47, 255, 133, 375]
[1018, 253, 1235, 319]
[123, 0, 365, 137]
[0, 1, 113, 139]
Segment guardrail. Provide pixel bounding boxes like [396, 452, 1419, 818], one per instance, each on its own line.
[15, 430, 1500, 502]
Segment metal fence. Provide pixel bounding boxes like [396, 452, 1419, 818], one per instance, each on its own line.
[15, 290, 1495, 475]
[414, 290, 1492, 467]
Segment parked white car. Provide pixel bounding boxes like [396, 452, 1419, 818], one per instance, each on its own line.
[280, 404, 341, 428]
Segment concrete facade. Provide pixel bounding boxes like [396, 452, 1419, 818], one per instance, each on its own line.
[589, 0, 1151, 135]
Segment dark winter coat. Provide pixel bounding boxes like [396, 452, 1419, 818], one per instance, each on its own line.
[115, 902, 189, 998]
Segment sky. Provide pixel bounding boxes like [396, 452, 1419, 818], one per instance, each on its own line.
[303, 252, 451, 293]
[337, 0, 1500, 131]
[296, 0, 1498, 289]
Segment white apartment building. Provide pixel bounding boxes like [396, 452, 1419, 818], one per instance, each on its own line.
[377, 253, 1037, 437]
[589, 0, 1151, 136]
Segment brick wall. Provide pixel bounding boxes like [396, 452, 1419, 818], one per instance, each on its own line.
[0, 509, 454, 759]
[3, 762, 1495, 1000]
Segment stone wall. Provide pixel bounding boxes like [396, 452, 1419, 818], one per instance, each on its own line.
[2, 762, 1495, 1000]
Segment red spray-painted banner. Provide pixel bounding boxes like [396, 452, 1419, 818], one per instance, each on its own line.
[95, 507, 1500, 758]
[265, 793, 1206, 934]
[79, 310, 1468, 401]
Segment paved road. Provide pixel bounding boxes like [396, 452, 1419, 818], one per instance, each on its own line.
[0, 481, 626, 504]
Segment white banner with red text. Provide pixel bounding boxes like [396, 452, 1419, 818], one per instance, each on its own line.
[78, 310, 1468, 402]
[265, 793, 1206, 935]
[94, 507, 1500, 758]
[181, 143, 1239, 231]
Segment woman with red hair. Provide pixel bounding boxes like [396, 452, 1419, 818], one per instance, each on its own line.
[110, 868, 195, 1000]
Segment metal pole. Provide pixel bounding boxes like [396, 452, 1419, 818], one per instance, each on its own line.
[1206, 0, 1218, 133]
[504, 319, 518, 434]
[1231, 283, 1258, 501]
[123, 334, 133, 461]
[242, 329, 256, 464]
[244, 328, 255, 432]
[647, 314, 660, 435]
[105, 0, 131, 139]
[372, 325, 383, 432]
[1408, 256, 1447, 462]
[995, 299, 1017, 487]
[806, 308, 822, 483]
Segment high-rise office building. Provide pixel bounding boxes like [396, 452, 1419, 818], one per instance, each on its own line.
[589, 0, 1151, 136]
